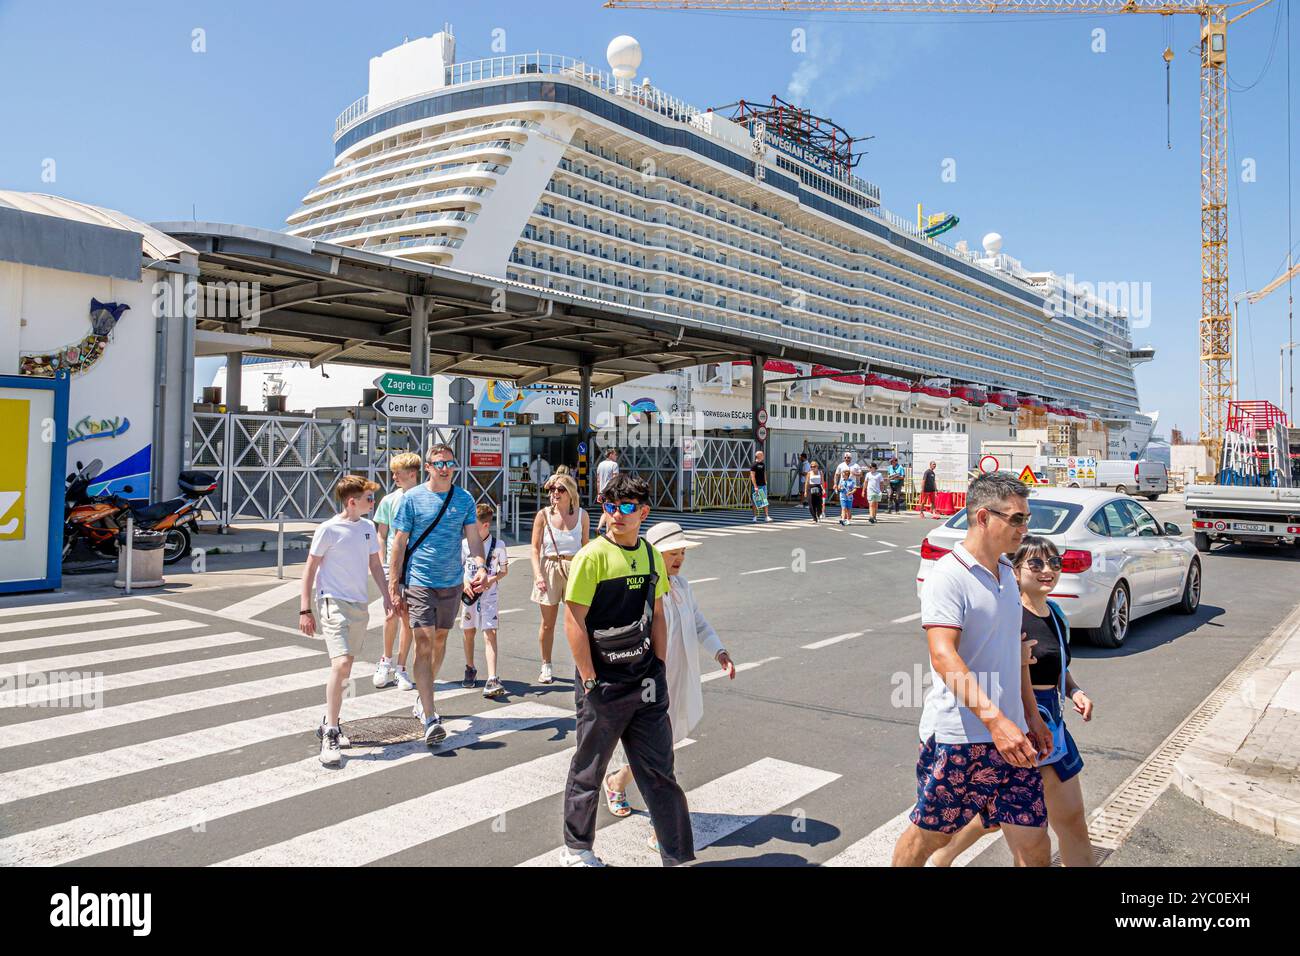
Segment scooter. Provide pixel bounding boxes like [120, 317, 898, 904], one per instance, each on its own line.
[63, 460, 217, 565]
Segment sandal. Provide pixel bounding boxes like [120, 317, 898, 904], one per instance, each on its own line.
[604, 772, 633, 817]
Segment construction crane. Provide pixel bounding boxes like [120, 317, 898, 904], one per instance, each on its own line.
[606, 0, 1281, 462]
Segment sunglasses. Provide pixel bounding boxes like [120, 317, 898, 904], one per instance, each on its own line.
[425, 459, 458, 471]
[602, 501, 640, 516]
[1020, 556, 1063, 572]
[984, 507, 1031, 528]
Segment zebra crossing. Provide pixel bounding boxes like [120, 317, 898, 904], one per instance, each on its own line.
[0, 593, 892, 868]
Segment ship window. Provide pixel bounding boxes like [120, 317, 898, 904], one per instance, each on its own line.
[799, 407, 807, 420]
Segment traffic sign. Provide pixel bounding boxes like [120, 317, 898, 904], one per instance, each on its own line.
[755, 425, 768, 442]
[1018, 465, 1045, 485]
[979, 454, 999, 473]
[577, 442, 587, 455]
[756, 408, 768, 426]
[375, 395, 433, 419]
[449, 377, 475, 403]
[374, 372, 434, 399]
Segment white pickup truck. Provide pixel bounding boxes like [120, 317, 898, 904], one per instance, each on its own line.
[1184, 484, 1300, 553]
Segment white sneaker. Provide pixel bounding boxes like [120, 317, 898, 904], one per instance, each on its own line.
[560, 847, 606, 867]
[319, 727, 342, 766]
[372, 659, 396, 689]
[765, 516, 773, 523]
[394, 667, 415, 691]
[538, 662, 554, 684]
[316, 717, 350, 748]
[412, 696, 425, 722]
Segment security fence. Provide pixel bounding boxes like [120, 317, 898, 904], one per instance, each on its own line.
[191, 412, 504, 526]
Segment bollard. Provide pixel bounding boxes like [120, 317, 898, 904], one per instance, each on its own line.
[276, 512, 285, 580]
[513, 491, 519, 540]
[124, 513, 134, 596]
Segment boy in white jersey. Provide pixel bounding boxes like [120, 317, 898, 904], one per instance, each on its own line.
[459, 502, 510, 698]
[372, 452, 421, 691]
[300, 475, 393, 766]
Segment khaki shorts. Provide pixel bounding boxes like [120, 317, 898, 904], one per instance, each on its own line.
[530, 556, 572, 606]
[317, 596, 370, 660]
[404, 584, 463, 630]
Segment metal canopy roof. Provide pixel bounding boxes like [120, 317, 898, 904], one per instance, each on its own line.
[154, 222, 878, 390]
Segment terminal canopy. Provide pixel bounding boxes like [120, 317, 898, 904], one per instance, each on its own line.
[156, 222, 873, 389]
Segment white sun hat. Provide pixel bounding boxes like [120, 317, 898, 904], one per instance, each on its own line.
[646, 521, 700, 552]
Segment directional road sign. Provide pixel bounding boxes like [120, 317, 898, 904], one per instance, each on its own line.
[376, 395, 434, 419]
[374, 372, 434, 399]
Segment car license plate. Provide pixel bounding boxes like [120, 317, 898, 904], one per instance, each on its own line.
[1233, 522, 1268, 532]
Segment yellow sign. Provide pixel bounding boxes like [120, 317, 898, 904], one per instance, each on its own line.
[0, 398, 30, 540]
[1018, 465, 1039, 485]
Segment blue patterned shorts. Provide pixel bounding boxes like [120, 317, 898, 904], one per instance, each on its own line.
[909, 735, 1047, 833]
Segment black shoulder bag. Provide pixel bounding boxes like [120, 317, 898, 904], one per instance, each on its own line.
[589, 538, 658, 670]
[401, 490, 455, 587]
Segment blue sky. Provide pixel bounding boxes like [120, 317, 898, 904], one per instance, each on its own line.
[2, 0, 1296, 435]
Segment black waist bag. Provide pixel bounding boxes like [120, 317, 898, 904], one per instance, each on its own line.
[590, 539, 657, 669]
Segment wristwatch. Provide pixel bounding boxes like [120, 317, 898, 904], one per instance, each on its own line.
[299, 609, 313, 616]
[583, 677, 598, 691]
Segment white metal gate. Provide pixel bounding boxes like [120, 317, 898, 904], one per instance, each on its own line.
[192, 413, 505, 526]
[685, 436, 754, 511]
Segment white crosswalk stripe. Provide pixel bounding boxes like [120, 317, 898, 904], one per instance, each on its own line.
[0, 599, 117, 619]
[0, 608, 156, 636]
[2, 702, 571, 867]
[0, 645, 316, 707]
[821, 808, 914, 866]
[0, 630, 253, 679]
[217, 582, 303, 621]
[520, 757, 839, 866]
[0, 678, 475, 803]
[0, 664, 348, 750]
[0, 618, 201, 658]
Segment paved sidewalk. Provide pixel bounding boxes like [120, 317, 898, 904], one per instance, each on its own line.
[1173, 600, 1300, 845]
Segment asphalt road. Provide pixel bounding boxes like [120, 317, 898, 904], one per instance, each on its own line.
[1, 495, 1296, 866]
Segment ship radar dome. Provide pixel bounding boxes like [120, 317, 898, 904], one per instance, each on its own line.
[981, 232, 1003, 255]
[606, 35, 642, 80]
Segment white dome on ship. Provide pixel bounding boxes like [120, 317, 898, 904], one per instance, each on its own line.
[606, 35, 642, 80]
[981, 232, 1003, 255]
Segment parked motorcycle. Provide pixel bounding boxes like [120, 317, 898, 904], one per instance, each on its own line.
[63, 460, 217, 565]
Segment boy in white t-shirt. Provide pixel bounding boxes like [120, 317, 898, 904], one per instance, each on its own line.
[371, 452, 422, 691]
[460, 502, 509, 698]
[300, 475, 393, 766]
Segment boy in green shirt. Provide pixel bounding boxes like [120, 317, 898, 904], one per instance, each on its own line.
[558, 473, 694, 867]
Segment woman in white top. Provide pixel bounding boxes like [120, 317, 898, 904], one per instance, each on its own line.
[529, 472, 588, 685]
[600, 521, 736, 825]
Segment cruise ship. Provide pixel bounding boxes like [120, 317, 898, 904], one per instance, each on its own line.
[270, 26, 1155, 465]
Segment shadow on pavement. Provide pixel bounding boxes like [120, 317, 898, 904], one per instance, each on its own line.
[1070, 603, 1226, 659]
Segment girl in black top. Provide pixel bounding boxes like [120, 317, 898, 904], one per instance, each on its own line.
[806, 460, 825, 523]
[928, 536, 1097, 867]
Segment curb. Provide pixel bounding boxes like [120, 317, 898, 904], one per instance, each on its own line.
[1172, 601, 1300, 845]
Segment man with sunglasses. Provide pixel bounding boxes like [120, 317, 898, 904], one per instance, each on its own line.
[893, 472, 1054, 866]
[388, 444, 489, 746]
[559, 473, 694, 867]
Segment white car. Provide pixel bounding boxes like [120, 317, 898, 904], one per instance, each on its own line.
[915, 488, 1201, 647]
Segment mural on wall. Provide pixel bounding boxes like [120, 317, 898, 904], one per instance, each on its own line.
[19, 298, 129, 378]
[0, 398, 30, 540]
[67, 414, 130, 445]
[85, 444, 151, 500]
[473, 379, 618, 427]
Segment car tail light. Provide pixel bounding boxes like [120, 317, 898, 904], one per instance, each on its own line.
[920, 538, 951, 561]
[1060, 549, 1092, 573]
[1192, 519, 1211, 529]
[1135, 462, 1141, 481]
[1288, 526, 1300, 534]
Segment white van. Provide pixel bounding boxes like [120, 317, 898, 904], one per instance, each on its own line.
[1085, 459, 1168, 499]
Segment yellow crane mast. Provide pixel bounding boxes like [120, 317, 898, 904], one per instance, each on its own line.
[607, 0, 1279, 462]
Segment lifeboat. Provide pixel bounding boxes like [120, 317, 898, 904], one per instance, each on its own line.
[1044, 404, 1072, 424]
[864, 372, 913, 404]
[987, 390, 1020, 411]
[910, 380, 951, 411]
[813, 364, 865, 396]
[950, 383, 988, 407]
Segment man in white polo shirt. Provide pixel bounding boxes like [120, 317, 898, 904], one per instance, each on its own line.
[892, 472, 1053, 867]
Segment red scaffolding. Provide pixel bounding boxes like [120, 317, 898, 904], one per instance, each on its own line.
[712, 95, 871, 174]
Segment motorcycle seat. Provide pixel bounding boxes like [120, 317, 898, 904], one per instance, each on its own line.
[130, 498, 187, 523]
